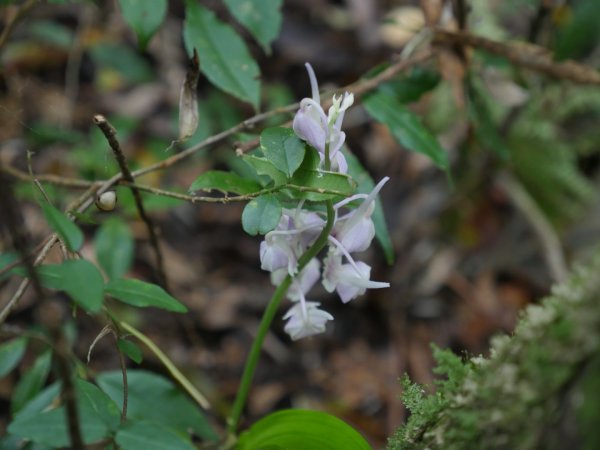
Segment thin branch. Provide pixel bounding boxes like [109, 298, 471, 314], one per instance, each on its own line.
[497, 172, 568, 282]
[0, 172, 84, 449]
[119, 321, 211, 410]
[0, 0, 38, 52]
[433, 28, 600, 85]
[94, 115, 168, 289]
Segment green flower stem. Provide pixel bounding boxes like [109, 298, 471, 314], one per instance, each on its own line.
[227, 199, 336, 434]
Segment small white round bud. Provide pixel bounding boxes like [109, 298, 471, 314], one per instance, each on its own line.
[95, 191, 117, 211]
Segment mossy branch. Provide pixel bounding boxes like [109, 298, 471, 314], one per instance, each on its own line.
[388, 248, 600, 450]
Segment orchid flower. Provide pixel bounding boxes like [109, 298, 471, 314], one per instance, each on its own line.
[260, 209, 325, 275]
[292, 63, 353, 173]
[283, 300, 334, 340]
[322, 252, 389, 303]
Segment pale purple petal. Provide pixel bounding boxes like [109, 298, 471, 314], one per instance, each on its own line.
[305, 63, 320, 104]
[283, 301, 333, 340]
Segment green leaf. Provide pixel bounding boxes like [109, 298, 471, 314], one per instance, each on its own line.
[0, 338, 27, 378]
[289, 170, 355, 201]
[11, 351, 52, 414]
[223, 0, 283, 54]
[8, 379, 120, 447]
[76, 379, 121, 431]
[189, 170, 262, 195]
[116, 420, 197, 450]
[375, 68, 440, 103]
[344, 151, 394, 264]
[242, 154, 288, 186]
[183, 1, 260, 108]
[15, 382, 61, 420]
[260, 127, 306, 177]
[242, 194, 282, 235]
[41, 203, 84, 252]
[363, 90, 449, 171]
[97, 370, 218, 441]
[105, 278, 187, 313]
[237, 409, 372, 450]
[117, 339, 143, 364]
[95, 218, 134, 280]
[36, 260, 104, 312]
[554, 0, 600, 60]
[0, 252, 19, 280]
[118, 0, 167, 50]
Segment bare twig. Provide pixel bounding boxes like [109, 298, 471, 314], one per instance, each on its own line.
[0, 172, 84, 449]
[0, 0, 38, 52]
[433, 28, 600, 85]
[93, 115, 168, 289]
[498, 172, 568, 282]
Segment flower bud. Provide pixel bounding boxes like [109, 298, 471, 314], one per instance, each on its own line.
[95, 190, 117, 211]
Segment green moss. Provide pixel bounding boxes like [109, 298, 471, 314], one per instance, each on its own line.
[387, 248, 600, 450]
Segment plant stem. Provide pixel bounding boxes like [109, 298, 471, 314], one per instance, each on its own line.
[227, 200, 335, 434]
[119, 321, 211, 410]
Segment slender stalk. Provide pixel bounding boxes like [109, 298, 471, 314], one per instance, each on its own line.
[119, 321, 211, 410]
[228, 143, 336, 434]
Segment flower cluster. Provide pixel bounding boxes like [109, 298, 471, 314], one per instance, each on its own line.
[260, 63, 390, 340]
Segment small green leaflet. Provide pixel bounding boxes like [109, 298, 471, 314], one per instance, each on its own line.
[41, 203, 84, 252]
[36, 260, 104, 312]
[363, 90, 449, 172]
[105, 278, 188, 313]
[0, 338, 27, 378]
[183, 1, 260, 109]
[118, 0, 167, 50]
[242, 154, 288, 186]
[95, 218, 135, 280]
[260, 127, 306, 177]
[242, 194, 282, 235]
[223, 0, 283, 54]
[189, 170, 262, 195]
[11, 351, 52, 414]
[237, 409, 372, 450]
[117, 339, 143, 364]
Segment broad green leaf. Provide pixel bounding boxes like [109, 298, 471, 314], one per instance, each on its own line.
[237, 409, 372, 450]
[260, 127, 306, 177]
[41, 203, 84, 252]
[183, 1, 260, 108]
[97, 370, 218, 441]
[118, 0, 167, 50]
[89, 42, 154, 84]
[11, 351, 52, 414]
[242, 154, 288, 186]
[189, 170, 262, 195]
[36, 260, 104, 312]
[117, 338, 143, 364]
[95, 218, 135, 280]
[223, 0, 283, 54]
[242, 194, 282, 235]
[116, 421, 196, 450]
[0, 338, 27, 378]
[105, 278, 187, 313]
[345, 151, 394, 265]
[363, 90, 449, 171]
[8, 379, 119, 447]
